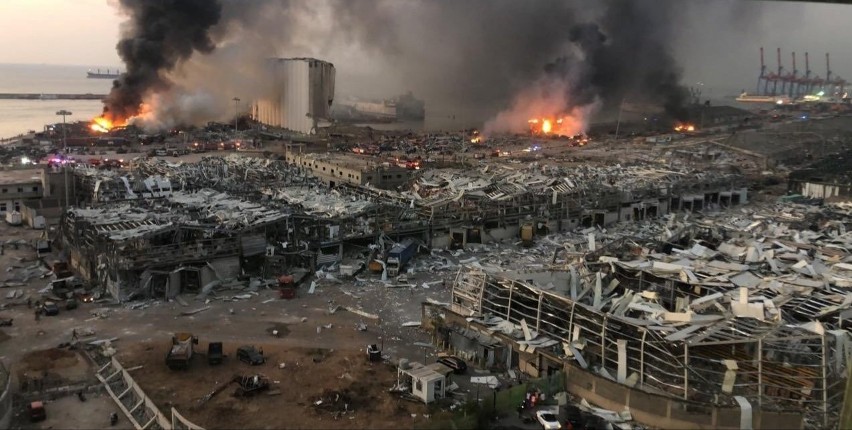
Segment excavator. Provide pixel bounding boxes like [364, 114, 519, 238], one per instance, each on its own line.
[199, 374, 270, 405]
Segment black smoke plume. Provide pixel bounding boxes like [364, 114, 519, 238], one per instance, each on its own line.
[565, 0, 690, 120]
[112, 0, 711, 130]
[102, 0, 222, 120]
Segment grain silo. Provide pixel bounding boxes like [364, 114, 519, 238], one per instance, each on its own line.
[254, 58, 335, 134]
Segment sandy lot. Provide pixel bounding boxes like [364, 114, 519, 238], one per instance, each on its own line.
[118, 342, 429, 429]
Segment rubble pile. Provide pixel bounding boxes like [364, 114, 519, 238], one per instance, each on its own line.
[406, 163, 741, 212]
[447, 202, 852, 428]
[76, 155, 395, 219]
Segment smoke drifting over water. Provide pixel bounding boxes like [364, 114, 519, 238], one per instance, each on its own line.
[103, 0, 729, 132]
[101, 0, 222, 123]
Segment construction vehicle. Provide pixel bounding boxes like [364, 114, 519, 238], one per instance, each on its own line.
[386, 238, 419, 277]
[277, 274, 296, 299]
[27, 401, 46, 422]
[166, 332, 199, 370]
[208, 342, 224, 365]
[199, 374, 270, 405]
[520, 223, 535, 248]
[274, 269, 308, 299]
[237, 345, 265, 365]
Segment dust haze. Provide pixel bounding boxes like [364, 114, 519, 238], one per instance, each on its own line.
[106, 0, 847, 131]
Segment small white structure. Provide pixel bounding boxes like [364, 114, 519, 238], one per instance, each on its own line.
[5, 211, 22, 226]
[396, 361, 450, 404]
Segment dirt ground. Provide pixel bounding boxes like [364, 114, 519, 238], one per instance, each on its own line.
[15, 348, 92, 389]
[16, 393, 133, 430]
[118, 342, 430, 429]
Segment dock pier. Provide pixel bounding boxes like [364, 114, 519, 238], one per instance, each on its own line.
[0, 93, 106, 100]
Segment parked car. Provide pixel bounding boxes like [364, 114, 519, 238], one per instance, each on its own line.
[436, 356, 467, 374]
[535, 409, 562, 430]
[41, 301, 59, 316]
[236, 345, 265, 365]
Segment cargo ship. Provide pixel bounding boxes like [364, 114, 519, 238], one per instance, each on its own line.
[86, 69, 121, 79]
[331, 92, 425, 122]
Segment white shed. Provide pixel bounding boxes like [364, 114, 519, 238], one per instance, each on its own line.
[397, 362, 449, 404]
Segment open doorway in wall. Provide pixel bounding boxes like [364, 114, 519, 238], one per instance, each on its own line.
[670, 197, 680, 211]
[593, 213, 605, 227]
[450, 231, 465, 249]
[180, 269, 201, 293]
[467, 228, 482, 244]
[647, 205, 658, 218]
[150, 273, 168, 298]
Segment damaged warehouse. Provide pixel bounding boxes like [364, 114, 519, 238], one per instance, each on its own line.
[59, 154, 752, 301]
[61, 155, 747, 300]
[433, 203, 852, 429]
[60, 156, 417, 300]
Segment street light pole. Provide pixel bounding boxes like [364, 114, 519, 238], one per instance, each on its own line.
[613, 98, 625, 144]
[55, 110, 72, 208]
[233, 97, 241, 135]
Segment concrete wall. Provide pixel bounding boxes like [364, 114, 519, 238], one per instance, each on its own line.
[794, 181, 852, 200]
[285, 153, 411, 190]
[563, 362, 803, 430]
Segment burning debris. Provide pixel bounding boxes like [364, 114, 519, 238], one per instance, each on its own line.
[485, 0, 690, 136]
[673, 123, 696, 132]
[527, 117, 587, 137]
[94, 0, 223, 131]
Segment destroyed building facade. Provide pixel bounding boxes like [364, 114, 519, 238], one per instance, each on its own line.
[60, 155, 752, 302]
[431, 203, 852, 429]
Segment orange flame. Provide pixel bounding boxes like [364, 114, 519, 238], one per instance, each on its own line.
[528, 117, 572, 135]
[674, 123, 696, 132]
[89, 114, 128, 133]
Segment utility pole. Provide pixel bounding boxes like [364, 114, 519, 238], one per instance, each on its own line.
[55, 110, 72, 209]
[233, 97, 241, 135]
[613, 98, 625, 149]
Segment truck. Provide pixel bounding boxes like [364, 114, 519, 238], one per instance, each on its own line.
[208, 342, 224, 365]
[166, 332, 199, 370]
[386, 238, 419, 277]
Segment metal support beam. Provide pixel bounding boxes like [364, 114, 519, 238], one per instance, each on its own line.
[601, 316, 607, 368]
[683, 343, 689, 400]
[506, 281, 513, 320]
[822, 334, 829, 428]
[757, 339, 763, 407]
[536, 291, 544, 332]
[640, 329, 647, 386]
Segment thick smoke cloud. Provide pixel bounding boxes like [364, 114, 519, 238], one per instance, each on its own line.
[106, 0, 730, 132]
[482, 0, 690, 134]
[102, 0, 222, 121]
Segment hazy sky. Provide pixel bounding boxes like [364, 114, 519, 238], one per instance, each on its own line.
[2, 0, 851, 97]
[0, 0, 123, 67]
